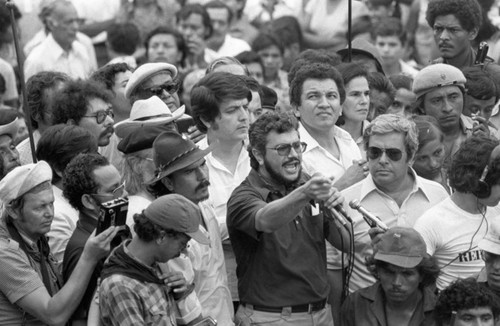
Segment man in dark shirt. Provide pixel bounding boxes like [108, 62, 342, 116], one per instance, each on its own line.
[62, 153, 124, 325]
[227, 112, 350, 325]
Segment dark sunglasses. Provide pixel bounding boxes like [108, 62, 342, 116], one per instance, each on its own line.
[145, 81, 180, 97]
[83, 109, 114, 124]
[367, 146, 403, 161]
[267, 141, 307, 156]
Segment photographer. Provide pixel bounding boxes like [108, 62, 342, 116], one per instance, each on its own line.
[62, 153, 126, 326]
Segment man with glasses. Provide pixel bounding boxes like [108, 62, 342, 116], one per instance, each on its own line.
[341, 114, 448, 293]
[227, 112, 350, 326]
[53, 79, 115, 148]
[62, 153, 125, 326]
[24, 0, 97, 80]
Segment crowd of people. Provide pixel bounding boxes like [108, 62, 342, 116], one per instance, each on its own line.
[0, 0, 500, 325]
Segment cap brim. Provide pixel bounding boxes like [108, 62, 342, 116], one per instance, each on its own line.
[115, 105, 185, 139]
[479, 238, 500, 255]
[187, 229, 210, 245]
[0, 117, 18, 138]
[374, 253, 423, 269]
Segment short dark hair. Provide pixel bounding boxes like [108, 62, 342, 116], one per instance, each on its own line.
[248, 112, 298, 170]
[434, 278, 500, 326]
[366, 255, 440, 289]
[191, 72, 252, 133]
[26, 71, 70, 129]
[367, 72, 397, 98]
[389, 74, 413, 90]
[335, 62, 369, 88]
[90, 63, 132, 94]
[235, 50, 264, 72]
[176, 4, 213, 39]
[241, 75, 263, 101]
[270, 16, 303, 48]
[288, 50, 342, 85]
[144, 26, 187, 65]
[52, 80, 112, 125]
[36, 124, 98, 185]
[426, 0, 482, 32]
[449, 136, 500, 192]
[0, 1, 20, 36]
[372, 17, 407, 44]
[204, 0, 233, 23]
[289, 62, 345, 107]
[252, 32, 284, 54]
[106, 22, 141, 55]
[133, 212, 183, 242]
[63, 153, 110, 211]
[463, 66, 499, 102]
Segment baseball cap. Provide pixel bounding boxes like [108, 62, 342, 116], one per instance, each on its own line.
[374, 227, 428, 268]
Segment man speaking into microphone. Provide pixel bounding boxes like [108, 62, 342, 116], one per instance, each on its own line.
[227, 112, 351, 326]
[340, 114, 448, 293]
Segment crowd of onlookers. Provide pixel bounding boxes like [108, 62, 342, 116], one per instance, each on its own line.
[0, 0, 499, 325]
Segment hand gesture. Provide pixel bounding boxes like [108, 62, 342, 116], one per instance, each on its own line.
[82, 226, 120, 262]
[472, 114, 491, 138]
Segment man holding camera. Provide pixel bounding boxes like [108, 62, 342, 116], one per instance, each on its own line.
[0, 161, 118, 325]
[62, 153, 124, 325]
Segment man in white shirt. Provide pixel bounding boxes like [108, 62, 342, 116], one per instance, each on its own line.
[415, 136, 500, 290]
[341, 114, 449, 293]
[24, 0, 96, 80]
[191, 72, 251, 305]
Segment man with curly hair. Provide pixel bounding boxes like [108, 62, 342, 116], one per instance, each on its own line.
[434, 278, 500, 326]
[340, 227, 440, 326]
[62, 153, 124, 325]
[52, 79, 114, 147]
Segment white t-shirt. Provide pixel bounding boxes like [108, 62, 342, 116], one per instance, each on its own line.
[414, 197, 500, 290]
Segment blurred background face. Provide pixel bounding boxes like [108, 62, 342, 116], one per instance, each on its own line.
[413, 138, 445, 180]
[148, 33, 182, 65]
[49, 2, 80, 49]
[463, 95, 496, 121]
[257, 45, 282, 79]
[343, 77, 370, 123]
[387, 88, 417, 117]
[178, 13, 208, 40]
[376, 35, 404, 66]
[207, 7, 230, 43]
[246, 62, 264, 84]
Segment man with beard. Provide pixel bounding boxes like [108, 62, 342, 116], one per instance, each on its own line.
[340, 114, 448, 293]
[227, 112, 350, 326]
[147, 130, 234, 325]
[52, 79, 115, 148]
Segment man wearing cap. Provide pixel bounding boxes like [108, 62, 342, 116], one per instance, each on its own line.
[62, 153, 125, 326]
[99, 194, 210, 326]
[340, 114, 448, 293]
[0, 115, 20, 179]
[340, 227, 439, 326]
[227, 112, 351, 326]
[413, 63, 493, 166]
[478, 219, 500, 300]
[415, 136, 500, 290]
[149, 130, 234, 324]
[0, 161, 118, 325]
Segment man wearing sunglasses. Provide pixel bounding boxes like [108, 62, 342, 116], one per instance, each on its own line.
[227, 112, 350, 326]
[341, 114, 448, 293]
[52, 79, 115, 148]
[62, 153, 125, 326]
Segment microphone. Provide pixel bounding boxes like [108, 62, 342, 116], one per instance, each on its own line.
[335, 204, 353, 224]
[348, 199, 389, 231]
[320, 203, 351, 227]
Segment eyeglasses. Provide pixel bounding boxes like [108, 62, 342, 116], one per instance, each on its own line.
[84, 109, 114, 124]
[92, 182, 126, 200]
[144, 81, 180, 97]
[267, 141, 307, 156]
[367, 146, 403, 161]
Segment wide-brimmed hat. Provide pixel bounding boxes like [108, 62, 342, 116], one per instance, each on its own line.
[125, 62, 178, 99]
[0, 116, 18, 138]
[479, 220, 500, 255]
[148, 131, 211, 183]
[117, 124, 176, 154]
[114, 96, 185, 139]
[374, 227, 428, 268]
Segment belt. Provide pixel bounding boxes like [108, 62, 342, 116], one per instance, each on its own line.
[244, 298, 327, 314]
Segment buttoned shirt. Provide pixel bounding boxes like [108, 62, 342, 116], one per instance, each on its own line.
[341, 170, 449, 292]
[24, 33, 95, 81]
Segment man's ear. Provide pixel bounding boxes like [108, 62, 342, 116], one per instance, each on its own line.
[468, 27, 479, 41]
[82, 194, 98, 211]
[161, 177, 175, 192]
[252, 148, 265, 166]
[200, 116, 212, 130]
[293, 105, 301, 118]
[6, 205, 20, 221]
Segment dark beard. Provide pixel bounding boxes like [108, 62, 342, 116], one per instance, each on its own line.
[263, 158, 301, 187]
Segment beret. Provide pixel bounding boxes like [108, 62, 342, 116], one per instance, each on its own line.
[413, 63, 466, 98]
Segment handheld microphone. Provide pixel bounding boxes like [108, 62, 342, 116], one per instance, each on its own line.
[335, 204, 353, 223]
[320, 203, 349, 226]
[348, 199, 389, 231]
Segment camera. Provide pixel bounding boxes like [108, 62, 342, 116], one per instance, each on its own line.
[96, 197, 128, 235]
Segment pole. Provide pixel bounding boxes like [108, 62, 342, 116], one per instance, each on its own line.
[5, 0, 37, 163]
[347, 0, 352, 62]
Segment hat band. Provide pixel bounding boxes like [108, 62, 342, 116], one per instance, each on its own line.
[134, 113, 174, 121]
[156, 146, 197, 178]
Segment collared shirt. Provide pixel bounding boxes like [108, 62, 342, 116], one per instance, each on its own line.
[47, 185, 79, 265]
[163, 201, 234, 325]
[340, 283, 437, 326]
[227, 169, 338, 306]
[299, 123, 361, 269]
[341, 170, 449, 292]
[24, 33, 95, 81]
[214, 34, 251, 58]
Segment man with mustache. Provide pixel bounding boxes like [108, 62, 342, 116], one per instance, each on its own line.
[148, 130, 234, 325]
[340, 114, 448, 293]
[52, 79, 115, 149]
[227, 112, 350, 326]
